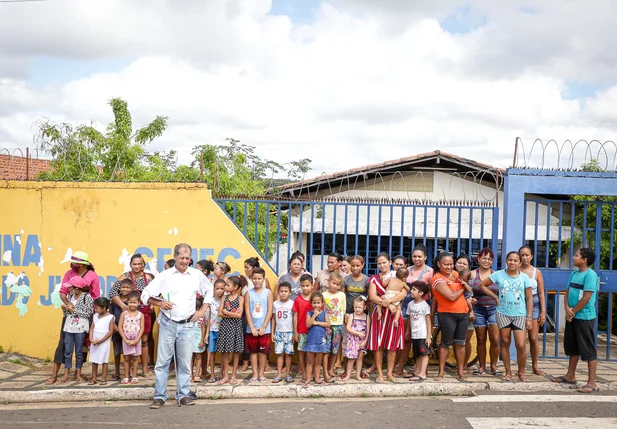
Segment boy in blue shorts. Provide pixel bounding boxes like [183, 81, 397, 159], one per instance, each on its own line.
[272, 282, 295, 383]
[553, 248, 599, 393]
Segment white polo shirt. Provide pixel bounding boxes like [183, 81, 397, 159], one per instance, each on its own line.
[141, 266, 213, 322]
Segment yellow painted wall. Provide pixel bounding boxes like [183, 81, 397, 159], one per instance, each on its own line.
[0, 181, 277, 359]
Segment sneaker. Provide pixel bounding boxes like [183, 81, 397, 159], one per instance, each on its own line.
[179, 396, 196, 406]
[149, 399, 165, 409]
[187, 391, 198, 400]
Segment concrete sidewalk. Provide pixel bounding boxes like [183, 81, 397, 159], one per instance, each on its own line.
[1, 353, 616, 403]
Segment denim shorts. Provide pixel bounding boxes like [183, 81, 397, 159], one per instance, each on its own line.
[473, 305, 497, 328]
[532, 295, 540, 320]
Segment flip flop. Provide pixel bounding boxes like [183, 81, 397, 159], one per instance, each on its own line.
[408, 376, 425, 382]
[490, 369, 503, 376]
[301, 382, 309, 389]
[98, 381, 107, 386]
[533, 369, 546, 376]
[502, 375, 513, 382]
[578, 384, 599, 394]
[258, 377, 268, 383]
[120, 378, 130, 385]
[272, 377, 281, 383]
[285, 377, 294, 383]
[217, 379, 229, 385]
[193, 377, 202, 383]
[229, 379, 240, 385]
[518, 374, 529, 382]
[433, 375, 445, 382]
[249, 378, 259, 383]
[87, 380, 97, 385]
[456, 375, 470, 383]
[472, 369, 485, 375]
[130, 377, 138, 384]
[44, 378, 57, 385]
[326, 378, 336, 383]
[552, 375, 577, 385]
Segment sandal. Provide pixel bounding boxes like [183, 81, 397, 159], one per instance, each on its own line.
[433, 375, 445, 381]
[110, 375, 120, 381]
[315, 380, 325, 385]
[375, 377, 385, 384]
[360, 370, 370, 379]
[272, 377, 281, 383]
[301, 382, 309, 389]
[408, 376, 426, 382]
[217, 379, 229, 385]
[249, 378, 259, 383]
[209, 377, 218, 384]
[502, 375, 513, 382]
[533, 369, 545, 376]
[518, 374, 529, 382]
[98, 381, 107, 386]
[44, 378, 57, 385]
[285, 376, 294, 383]
[87, 380, 97, 385]
[120, 378, 130, 385]
[387, 376, 397, 384]
[552, 375, 577, 385]
[578, 384, 599, 393]
[472, 369, 485, 375]
[131, 377, 138, 384]
[326, 378, 336, 383]
[229, 379, 240, 385]
[456, 375, 470, 383]
[258, 377, 268, 383]
[490, 369, 503, 376]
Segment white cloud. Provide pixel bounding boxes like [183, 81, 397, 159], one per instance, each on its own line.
[0, 0, 616, 175]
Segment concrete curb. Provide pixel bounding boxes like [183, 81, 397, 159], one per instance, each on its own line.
[1, 382, 616, 403]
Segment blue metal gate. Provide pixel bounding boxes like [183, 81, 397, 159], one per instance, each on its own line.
[524, 198, 617, 361]
[214, 197, 499, 275]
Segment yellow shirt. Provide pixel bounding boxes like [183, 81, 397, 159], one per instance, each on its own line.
[323, 291, 346, 326]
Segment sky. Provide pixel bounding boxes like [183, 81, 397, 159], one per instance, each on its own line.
[1, 0, 617, 177]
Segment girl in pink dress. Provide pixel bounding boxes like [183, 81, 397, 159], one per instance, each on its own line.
[118, 291, 144, 384]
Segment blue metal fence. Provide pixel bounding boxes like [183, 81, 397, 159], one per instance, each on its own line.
[214, 197, 500, 275]
[524, 198, 617, 361]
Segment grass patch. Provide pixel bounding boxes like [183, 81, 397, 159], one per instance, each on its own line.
[0, 345, 4, 353]
[361, 393, 370, 398]
[307, 394, 323, 399]
[428, 392, 442, 397]
[7, 358, 24, 365]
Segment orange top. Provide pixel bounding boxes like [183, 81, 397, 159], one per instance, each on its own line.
[432, 271, 468, 314]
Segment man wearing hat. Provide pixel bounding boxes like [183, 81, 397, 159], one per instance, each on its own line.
[46, 251, 101, 385]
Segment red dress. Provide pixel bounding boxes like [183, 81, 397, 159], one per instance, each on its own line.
[367, 274, 404, 351]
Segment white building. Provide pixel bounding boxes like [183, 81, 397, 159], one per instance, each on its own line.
[273, 150, 570, 273]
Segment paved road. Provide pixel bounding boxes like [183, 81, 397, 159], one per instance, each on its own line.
[1, 392, 616, 428]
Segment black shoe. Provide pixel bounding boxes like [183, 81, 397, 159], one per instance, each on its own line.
[187, 391, 198, 400]
[150, 399, 165, 409]
[179, 396, 196, 406]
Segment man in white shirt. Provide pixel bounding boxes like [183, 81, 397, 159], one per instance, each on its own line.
[142, 243, 213, 409]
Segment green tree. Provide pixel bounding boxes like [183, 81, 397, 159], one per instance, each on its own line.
[191, 138, 312, 260]
[36, 98, 195, 181]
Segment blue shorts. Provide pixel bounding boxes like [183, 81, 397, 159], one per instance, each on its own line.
[473, 305, 497, 328]
[208, 331, 219, 353]
[274, 331, 294, 355]
[532, 295, 540, 320]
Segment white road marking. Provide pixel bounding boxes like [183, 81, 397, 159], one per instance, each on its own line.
[453, 394, 617, 403]
[467, 418, 617, 428]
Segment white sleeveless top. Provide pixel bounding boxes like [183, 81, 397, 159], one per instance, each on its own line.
[529, 267, 538, 296]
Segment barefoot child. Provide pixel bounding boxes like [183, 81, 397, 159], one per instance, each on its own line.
[61, 276, 94, 383]
[322, 272, 346, 378]
[406, 281, 432, 381]
[88, 297, 115, 385]
[192, 295, 207, 382]
[342, 296, 369, 381]
[206, 279, 225, 382]
[109, 279, 132, 381]
[377, 267, 410, 326]
[552, 248, 599, 393]
[303, 292, 331, 387]
[118, 291, 145, 384]
[216, 276, 245, 385]
[292, 274, 315, 381]
[245, 267, 273, 383]
[271, 282, 295, 383]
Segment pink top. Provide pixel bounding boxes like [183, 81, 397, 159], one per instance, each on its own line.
[60, 269, 101, 300]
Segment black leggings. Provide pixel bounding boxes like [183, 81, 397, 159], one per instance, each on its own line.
[53, 316, 67, 364]
[241, 314, 250, 362]
[437, 312, 468, 348]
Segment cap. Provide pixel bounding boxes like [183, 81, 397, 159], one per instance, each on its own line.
[62, 276, 87, 289]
